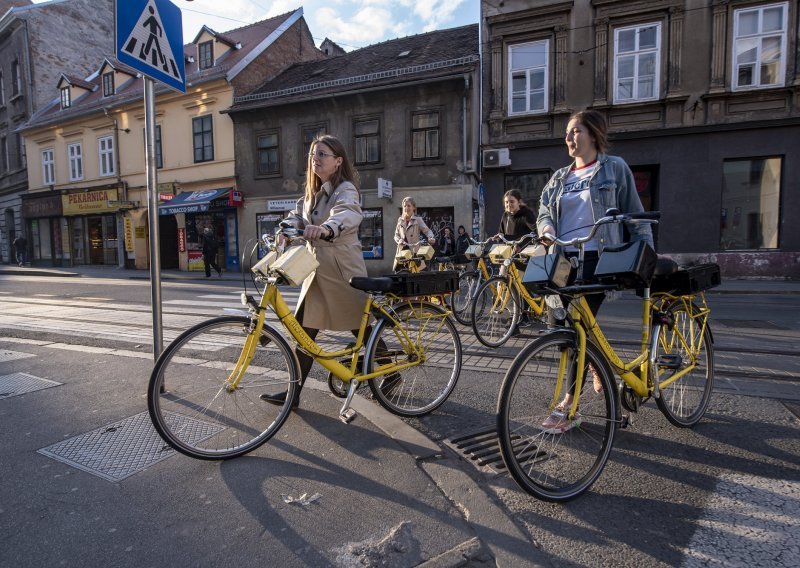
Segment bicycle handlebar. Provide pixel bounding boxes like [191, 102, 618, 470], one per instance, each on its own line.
[538, 211, 660, 249]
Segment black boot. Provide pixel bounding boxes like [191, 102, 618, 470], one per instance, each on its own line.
[260, 379, 303, 408]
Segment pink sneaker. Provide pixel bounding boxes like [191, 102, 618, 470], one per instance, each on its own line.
[541, 404, 581, 434]
[590, 365, 603, 393]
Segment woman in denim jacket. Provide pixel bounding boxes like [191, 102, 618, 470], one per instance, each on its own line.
[537, 110, 652, 433]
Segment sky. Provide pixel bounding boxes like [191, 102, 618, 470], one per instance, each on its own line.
[30, 0, 480, 51]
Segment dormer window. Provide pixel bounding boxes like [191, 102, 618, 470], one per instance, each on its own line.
[60, 87, 71, 109]
[102, 72, 115, 97]
[198, 41, 213, 69]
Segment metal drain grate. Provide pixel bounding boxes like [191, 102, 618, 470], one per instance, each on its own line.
[0, 372, 62, 399]
[0, 349, 37, 363]
[37, 411, 223, 482]
[445, 427, 509, 474]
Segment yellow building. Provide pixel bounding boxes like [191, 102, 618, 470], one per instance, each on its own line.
[19, 9, 321, 271]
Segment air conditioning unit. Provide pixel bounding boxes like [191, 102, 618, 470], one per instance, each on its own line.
[483, 148, 511, 168]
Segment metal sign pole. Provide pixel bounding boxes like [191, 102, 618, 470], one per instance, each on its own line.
[144, 77, 163, 360]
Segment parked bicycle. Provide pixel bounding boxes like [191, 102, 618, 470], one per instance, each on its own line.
[148, 228, 462, 460]
[470, 236, 547, 347]
[449, 239, 496, 326]
[496, 211, 718, 501]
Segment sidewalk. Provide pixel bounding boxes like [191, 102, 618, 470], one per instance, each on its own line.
[3, 263, 800, 294]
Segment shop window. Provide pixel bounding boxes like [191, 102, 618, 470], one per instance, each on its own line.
[720, 157, 781, 250]
[354, 118, 381, 165]
[68, 142, 83, 181]
[192, 115, 214, 163]
[416, 206, 455, 240]
[733, 2, 787, 90]
[99, 135, 115, 176]
[411, 111, 440, 160]
[360, 208, 384, 259]
[256, 130, 280, 175]
[614, 23, 661, 103]
[42, 148, 55, 185]
[508, 40, 549, 114]
[256, 213, 283, 258]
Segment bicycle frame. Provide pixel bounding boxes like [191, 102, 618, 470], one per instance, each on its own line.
[227, 280, 446, 392]
[488, 261, 546, 316]
[560, 288, 711, 417]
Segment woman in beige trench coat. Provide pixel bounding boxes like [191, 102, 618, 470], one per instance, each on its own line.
[261, 135, 370, 408]
[393, 196, 435, 271]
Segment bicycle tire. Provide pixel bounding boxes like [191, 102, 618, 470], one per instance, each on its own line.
[148, 316, 300, 460]
[654, 301, 714, 427]
[497, 331, 617, 502]
[366, 301, 461, 417]
[471, 276, 520, 348]
[451, 270, 481, 326]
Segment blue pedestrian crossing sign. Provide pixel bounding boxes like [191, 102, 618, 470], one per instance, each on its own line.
[116, 0, 185, 93]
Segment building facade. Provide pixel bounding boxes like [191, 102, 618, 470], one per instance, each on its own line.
[19, 9, 322, 271]
[227, 25, 482, 275]
[0, 0, 114, 265]
[481, 0, 800, 278]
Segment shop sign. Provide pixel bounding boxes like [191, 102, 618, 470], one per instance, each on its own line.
[178, 228, 186, 252]
[159, 193, 175, 201]
[268, 199, 297, 212]
[135, 227, 147, 239]
[62, 189, 119, 216]
[124, 218, 134, 252]
[22, 194, 63, 218]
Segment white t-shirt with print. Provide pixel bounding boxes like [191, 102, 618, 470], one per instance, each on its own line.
[559, 161, 599, 251]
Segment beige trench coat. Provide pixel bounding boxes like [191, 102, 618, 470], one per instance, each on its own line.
[393, 215, 435, 270]
[284, 181, 367, 331]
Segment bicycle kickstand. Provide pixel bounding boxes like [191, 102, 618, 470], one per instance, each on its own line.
[339, 378, 360, 424]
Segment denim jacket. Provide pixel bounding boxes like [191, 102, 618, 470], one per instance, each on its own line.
[537, 153, 653, 254]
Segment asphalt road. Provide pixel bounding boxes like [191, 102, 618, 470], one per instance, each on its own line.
[1, 271, 799, 567]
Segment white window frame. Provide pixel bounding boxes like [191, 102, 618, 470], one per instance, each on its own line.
[61, 87, 71, 109]
[613, 22, 662, 104]
[98, 135, 115, 177]
[732, 2, 787, 91]
[42, 148, 55, 186]
[507, 40, 549, 115]
[68, 142, 83, 181]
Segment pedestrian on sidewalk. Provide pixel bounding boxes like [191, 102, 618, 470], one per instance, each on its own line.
[201, 227, 222, 277]
[13, 234, 27, 267]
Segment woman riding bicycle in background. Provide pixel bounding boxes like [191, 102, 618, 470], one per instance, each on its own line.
[537, 109, 653, 431]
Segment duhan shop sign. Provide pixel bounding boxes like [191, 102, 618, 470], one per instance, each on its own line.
[62, 189, 120, 216]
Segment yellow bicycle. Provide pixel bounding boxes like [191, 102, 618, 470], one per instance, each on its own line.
[470, 236, 547, 347]
[449, 240, 496, 326]
[148, 230, 462, 460]
[497, 212, 718, 501]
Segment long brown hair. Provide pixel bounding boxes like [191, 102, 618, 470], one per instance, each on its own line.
[503, 188, 526, 207]
[569, 110, 609, 154]
[304, 134, 360, 203]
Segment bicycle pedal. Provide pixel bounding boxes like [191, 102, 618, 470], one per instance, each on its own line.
[340, 408, 357, 424]
[656, 354, 683, 369]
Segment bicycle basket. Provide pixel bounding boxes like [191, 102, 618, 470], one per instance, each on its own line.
[522, 253, 572, 293]
[519, 243, 546, 258]
[417, 244, 435, 260]
[270, 245, 319, 286]
[464, 243, 485, 259]
[488, 244, 513, 264]
[251, 250, 279, 278]
[386, 271, 459, 297]
[594, 241, 657, 289]
[395, 248, 413, 261]
[649, 263, 721, 294]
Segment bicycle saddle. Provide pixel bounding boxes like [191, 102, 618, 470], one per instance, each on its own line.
[349, 276, 394, 293]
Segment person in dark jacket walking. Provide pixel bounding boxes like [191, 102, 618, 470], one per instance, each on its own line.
[454, 225, 473, 264]
[201, 227, 222, 277]
[438, 226, 455, 257]
[13, 235, 27, 267]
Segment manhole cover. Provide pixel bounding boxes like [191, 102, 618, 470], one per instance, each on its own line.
[37, 411, 223, 482]
[0, 372, 61, 399]
[716, 319, 789, 330]
[0, 349, 37, 363]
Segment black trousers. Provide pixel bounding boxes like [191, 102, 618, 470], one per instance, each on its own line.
[203, 253, 221, 276]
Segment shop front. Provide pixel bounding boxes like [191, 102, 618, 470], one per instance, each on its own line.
[61, 189, 124, 266]
[158, 188, 241, 272]
[22, 193, 65, 267]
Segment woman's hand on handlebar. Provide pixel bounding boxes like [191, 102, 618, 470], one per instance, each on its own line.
[302, 224, 330, 241]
